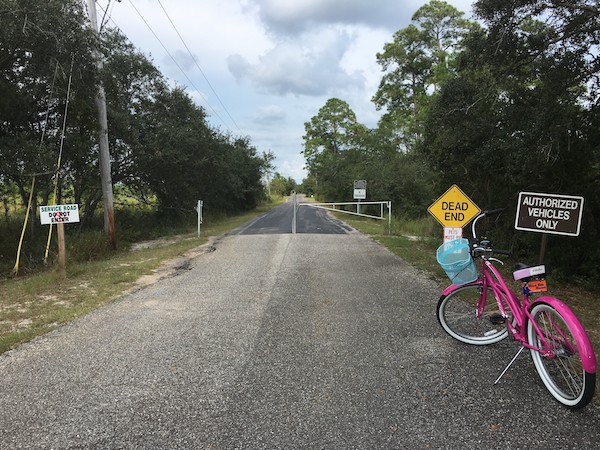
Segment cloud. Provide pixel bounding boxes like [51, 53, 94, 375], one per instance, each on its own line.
[278, 154, 307, 182]
[163, 49, 197, 71]
[227, 27, 365, 97]
[253, 0, 415, 35]
[103, 0, 476, 183]
[252, 105, 287, 124]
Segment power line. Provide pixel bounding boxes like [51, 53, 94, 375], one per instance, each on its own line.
[156, 0, 243, 134]
[124, 0, 233, 131]
[96, 0, 236, 133]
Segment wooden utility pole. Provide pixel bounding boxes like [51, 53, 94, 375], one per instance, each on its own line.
[57, 222, 66, 276]
[87, 0, 117, 250]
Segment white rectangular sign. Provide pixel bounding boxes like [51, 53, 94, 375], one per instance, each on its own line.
[353, 189, 366, 200]
[40, 204, 80, 225]
[443, 227, 463, 243]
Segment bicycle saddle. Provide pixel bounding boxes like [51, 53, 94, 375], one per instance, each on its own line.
[513, 264, 546, 281]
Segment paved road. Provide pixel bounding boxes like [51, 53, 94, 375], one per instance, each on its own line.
[1, 206, 599, 448]
[235, 196, 353, 235]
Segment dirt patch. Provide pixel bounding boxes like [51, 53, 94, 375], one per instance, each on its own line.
[129, 235, 194, 252]
[125, 237, 218, 293]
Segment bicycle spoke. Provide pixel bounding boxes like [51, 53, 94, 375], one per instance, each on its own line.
[528, 302, 594, 408]
[437, 284, 509, 345]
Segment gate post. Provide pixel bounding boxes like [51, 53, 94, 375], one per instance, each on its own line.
[292, 192, 297, 234]
[388, 201, 392, 235]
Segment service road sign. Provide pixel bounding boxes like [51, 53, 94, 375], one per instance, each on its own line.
[515, 192, 584, 236]
[428, 184, 481, 228]
[40, 204, 80, 225]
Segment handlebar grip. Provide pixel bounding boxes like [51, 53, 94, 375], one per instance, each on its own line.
[484, 208, 504, 217]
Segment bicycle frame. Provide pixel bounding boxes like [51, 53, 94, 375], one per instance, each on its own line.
[442, 257, 597, 374]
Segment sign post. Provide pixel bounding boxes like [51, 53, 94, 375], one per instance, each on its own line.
[57, 222, 66, 271]
[354, 180, 366, 215]
[428, 185, 481, 242]
[196, 200, 204, 237]
[514, 192, 584, 263]
[39, 204, 80, 273]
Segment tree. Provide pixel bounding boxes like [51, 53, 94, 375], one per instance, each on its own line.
[373, 0, 475, 152]
[0, 2, 273, 274]
[302, 98, 366, 199]
[422, 0, 600, 204]
[101, 29, 166, 209]
[419, 0, 600, 278]
[270, 173, 297, 196]
[0, 0, 96, 232]
[412, 0, 477, 88]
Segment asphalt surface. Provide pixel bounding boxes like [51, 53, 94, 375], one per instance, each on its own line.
[1, 202, 599, 449]
[234, 197, 353, 235]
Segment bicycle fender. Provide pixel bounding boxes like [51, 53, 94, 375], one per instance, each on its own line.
[442, 280, 482, 297]
[533, 296, 597, 373]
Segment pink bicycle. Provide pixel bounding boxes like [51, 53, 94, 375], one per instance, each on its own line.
[436, 209, 597, 409]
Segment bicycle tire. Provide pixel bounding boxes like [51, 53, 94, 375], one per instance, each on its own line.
[527, 301, 596, 409]
[437, 283, 509, 345]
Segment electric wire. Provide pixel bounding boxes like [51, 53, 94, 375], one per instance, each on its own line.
[124, 0, 231, 130]
[44, 56, 75, 263]
[156, 0, 243, 134]
[13, 59, 62, 275]
[98, 0, 238, 133]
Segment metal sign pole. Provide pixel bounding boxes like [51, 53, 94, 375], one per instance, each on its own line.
[197, 200, 203, 237]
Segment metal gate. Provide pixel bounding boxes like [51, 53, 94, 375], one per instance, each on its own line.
[292, 193, 391, 234]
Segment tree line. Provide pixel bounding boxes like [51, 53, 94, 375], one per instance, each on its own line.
[0, 0, 273, 230]
[301, 0, 600, 282]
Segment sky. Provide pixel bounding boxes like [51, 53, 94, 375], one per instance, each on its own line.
[96, 0, 476, 183]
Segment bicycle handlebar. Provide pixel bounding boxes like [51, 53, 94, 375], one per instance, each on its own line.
[483, 208, 504, 217]
[470, 208, 511, 256]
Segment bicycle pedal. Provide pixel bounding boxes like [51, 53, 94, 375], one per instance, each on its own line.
[489, 313, 506, 325]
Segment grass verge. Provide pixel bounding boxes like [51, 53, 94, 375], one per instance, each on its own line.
[0, 199, 283, 354]
[2, 202, 598, 406]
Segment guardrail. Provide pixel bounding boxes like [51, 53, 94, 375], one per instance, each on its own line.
[292, 193, 391, 234]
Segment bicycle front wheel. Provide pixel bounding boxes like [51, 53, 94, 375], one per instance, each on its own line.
[527, 302, 596, 409]
[437, 283, 509, 345]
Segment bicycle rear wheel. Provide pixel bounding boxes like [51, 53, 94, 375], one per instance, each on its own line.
[527, 302, 596, 409]
[437, 283, 509, 345]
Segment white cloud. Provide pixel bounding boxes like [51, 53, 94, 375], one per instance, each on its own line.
[277, 154, 308, 182]
[100, 0, 477, 183]
[254, 0, 414, 34]
[164, 50, 197, 71]
[252, 105, 287, 124]
[228, 27, 365, 97]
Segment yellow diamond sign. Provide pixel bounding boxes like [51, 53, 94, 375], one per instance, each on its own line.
[428, 184, 481, 228]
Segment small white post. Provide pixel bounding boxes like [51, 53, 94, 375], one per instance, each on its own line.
[197, 200, 203, 237]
